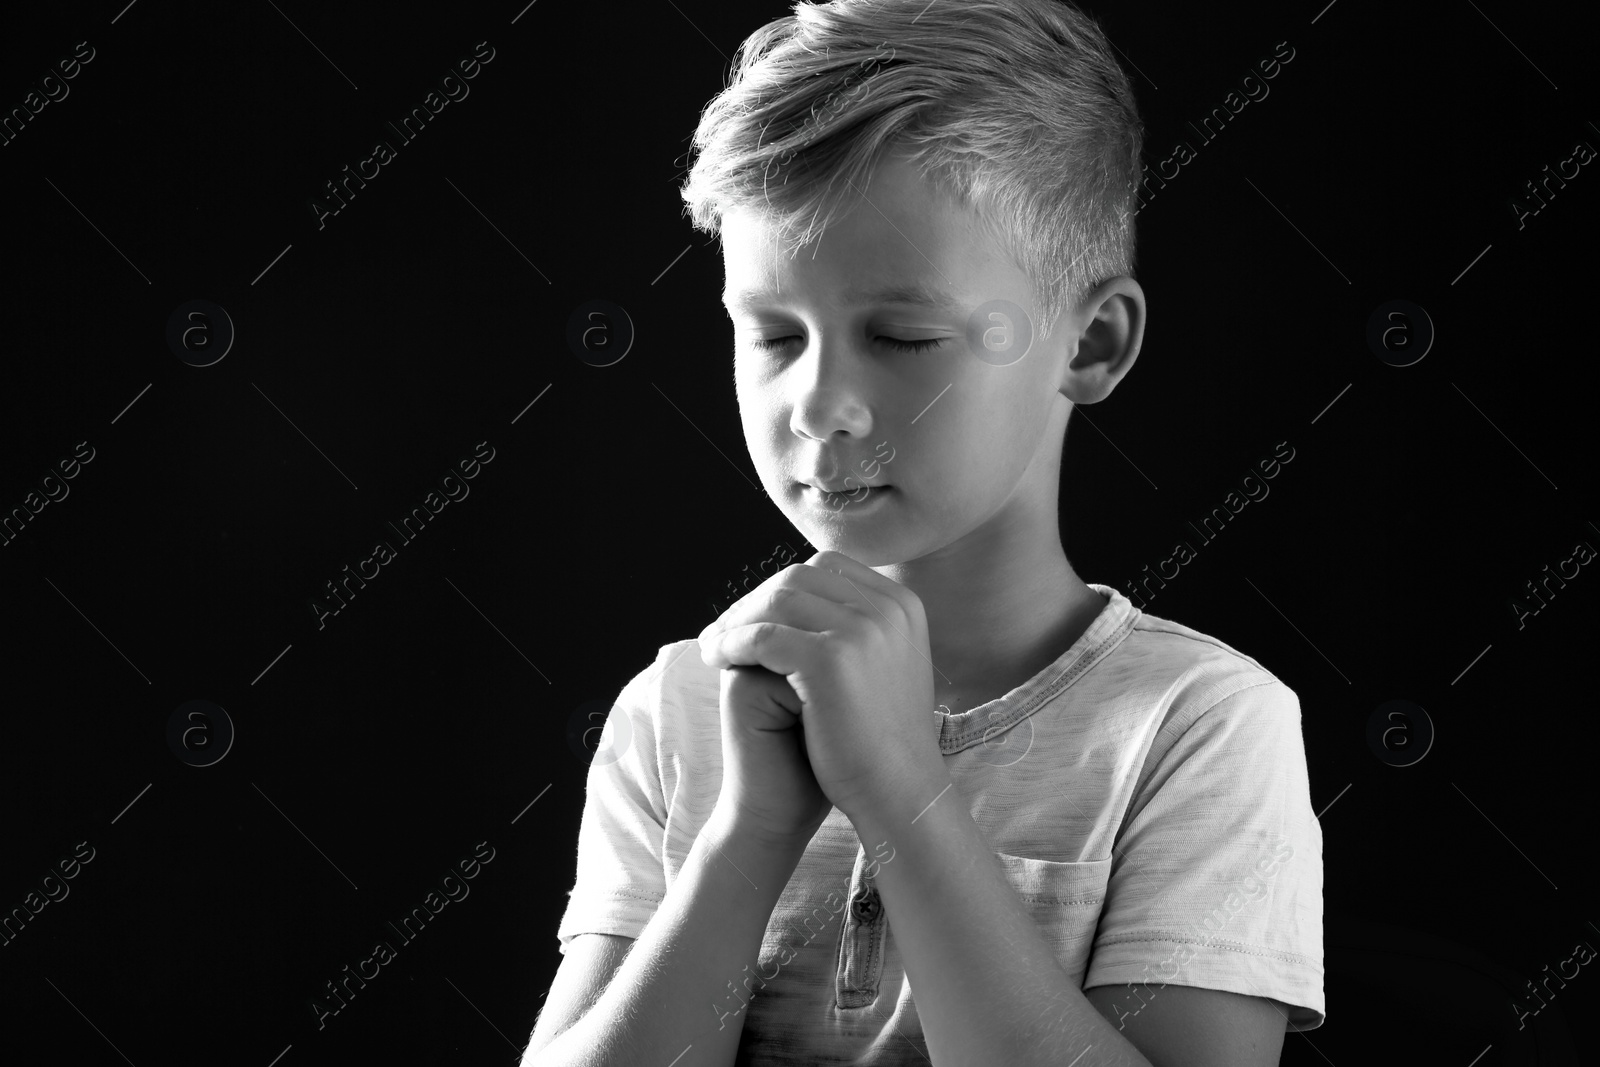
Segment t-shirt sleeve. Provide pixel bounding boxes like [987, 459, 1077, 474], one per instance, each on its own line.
[553, 646, 679, 954]
[1083, 677, 1325, 1030]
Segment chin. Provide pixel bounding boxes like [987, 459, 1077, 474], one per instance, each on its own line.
[787, 521, 915, 569]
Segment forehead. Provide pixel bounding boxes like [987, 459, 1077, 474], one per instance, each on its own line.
[719, 155, 1013, 312]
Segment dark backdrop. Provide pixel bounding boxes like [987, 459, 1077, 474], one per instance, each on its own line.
[1, 1, 1595, 1064]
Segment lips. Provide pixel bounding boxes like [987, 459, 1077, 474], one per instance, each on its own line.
[801, 480, 886, 494]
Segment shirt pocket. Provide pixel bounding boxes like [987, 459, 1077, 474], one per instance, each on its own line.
[993, 854, 1113, 987]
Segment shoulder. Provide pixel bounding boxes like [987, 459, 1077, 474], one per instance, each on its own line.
[1125, 602, 1283, 681]
[648, 638, 722, 712]
[1083, 608, 1296, 748]
[604, 638, 724, 768]
[612, 639, 720, 718]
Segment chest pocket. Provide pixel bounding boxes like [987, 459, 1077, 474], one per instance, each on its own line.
[994, 854, 1113, 986]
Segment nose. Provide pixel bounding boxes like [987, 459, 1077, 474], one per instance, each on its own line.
[787, 335, 876, 441]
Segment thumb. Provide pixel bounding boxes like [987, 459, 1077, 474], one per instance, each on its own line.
[722, 665, 803, 731]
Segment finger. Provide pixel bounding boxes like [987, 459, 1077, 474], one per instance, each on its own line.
[699, 570, 855, 650]
[803, 549, 918, 625]
[722, 664, 804, 726]
[701, 617, 828, 679]
[697, 552, 909, 656]
[700, 585, 843, 667]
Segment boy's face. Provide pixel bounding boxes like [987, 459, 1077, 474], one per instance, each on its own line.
[720, 151, 1136, 568]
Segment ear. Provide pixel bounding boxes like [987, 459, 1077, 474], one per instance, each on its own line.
[1060, 275, 1146, 404]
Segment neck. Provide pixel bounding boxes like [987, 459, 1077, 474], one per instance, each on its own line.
[880, 524, 1102, 707]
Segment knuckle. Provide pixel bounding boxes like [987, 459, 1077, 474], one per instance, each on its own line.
[766, 582, 800, 609]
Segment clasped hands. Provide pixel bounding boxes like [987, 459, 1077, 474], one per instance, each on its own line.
[696, 550, 948, 839]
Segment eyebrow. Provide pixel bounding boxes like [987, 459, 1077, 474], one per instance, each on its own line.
[721, 283, 961, 314]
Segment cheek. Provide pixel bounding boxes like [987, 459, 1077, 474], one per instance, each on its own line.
[1006, 373, 1064, 448]
[951, 392, 1026, 473]
[733, 376, 779, 438]
[738, 400, 797, 491]
[939, 398, 1048, 502]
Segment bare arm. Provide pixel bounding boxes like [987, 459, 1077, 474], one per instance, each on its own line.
[526, 806, 808, 1067]
[847, 774, 1155, 1067]
[521, 933, 635, 1062]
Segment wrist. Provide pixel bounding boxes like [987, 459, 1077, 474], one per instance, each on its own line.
[837, 760, 953, 829]
[704, 801, 822, 861]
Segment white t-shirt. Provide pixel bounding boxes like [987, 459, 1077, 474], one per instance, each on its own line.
[555, 583, 1325, 1061]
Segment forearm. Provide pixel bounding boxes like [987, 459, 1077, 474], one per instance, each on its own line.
[532, 806, 805, 1067]
[850, 779, 1153, 1067]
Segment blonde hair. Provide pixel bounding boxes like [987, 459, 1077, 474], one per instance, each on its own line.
[678, 0, 1144, 341]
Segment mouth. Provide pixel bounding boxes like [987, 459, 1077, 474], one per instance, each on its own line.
[796, 482, 894, 510]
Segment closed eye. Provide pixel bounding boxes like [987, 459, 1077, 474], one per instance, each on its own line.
[749, 336, 947, 353]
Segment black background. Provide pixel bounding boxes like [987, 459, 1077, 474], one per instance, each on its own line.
[1, 1, 1596, 1064]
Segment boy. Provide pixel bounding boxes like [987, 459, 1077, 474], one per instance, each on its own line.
[525, 0, 1323, 1063]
